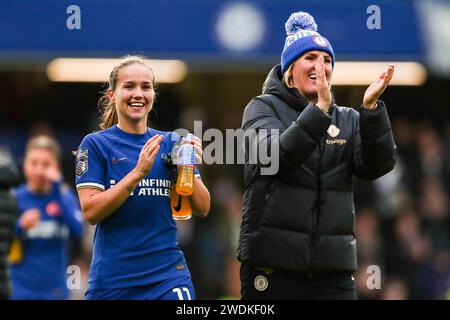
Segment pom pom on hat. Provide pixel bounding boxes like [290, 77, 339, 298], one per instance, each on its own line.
[281, 11, 335, 73]
[285, 11, 318, 35]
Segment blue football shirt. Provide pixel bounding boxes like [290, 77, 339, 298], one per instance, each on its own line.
[75, 125, 198, 290]
[10, 182, 83, 300]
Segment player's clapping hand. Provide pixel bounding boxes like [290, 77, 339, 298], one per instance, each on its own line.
[45, 166, 62, 183]
[134, 134, 163, 178]
[19, 208, 41, 230]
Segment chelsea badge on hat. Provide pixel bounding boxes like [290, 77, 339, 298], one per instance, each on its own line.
[312, 35, 328, 47]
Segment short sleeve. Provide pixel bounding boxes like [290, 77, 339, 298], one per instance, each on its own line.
[75, 134, 107, 191]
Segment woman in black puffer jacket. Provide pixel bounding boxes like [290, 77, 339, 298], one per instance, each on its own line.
[238, 11, 396, 300]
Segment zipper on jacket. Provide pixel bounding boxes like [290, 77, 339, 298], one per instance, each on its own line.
[310, 137, 326, 277]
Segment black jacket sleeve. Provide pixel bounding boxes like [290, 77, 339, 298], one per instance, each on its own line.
[242, 97, 331, 175]
[0, 150, 20, 188]
[352, 100, 396, 180]
[0, 150, 19, 299]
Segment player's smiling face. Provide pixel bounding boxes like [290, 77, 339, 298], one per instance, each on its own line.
[111, 63, 155, 125]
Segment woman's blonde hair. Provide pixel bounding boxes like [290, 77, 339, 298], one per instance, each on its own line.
[282, 63, 295, 88]
[25, 135, 61, 162]
[98, 55, 155, 130]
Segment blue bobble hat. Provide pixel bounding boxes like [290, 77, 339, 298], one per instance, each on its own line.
[281, 11, 335, 73]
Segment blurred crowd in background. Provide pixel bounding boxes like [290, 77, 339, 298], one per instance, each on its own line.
[354, 118, 450, 299]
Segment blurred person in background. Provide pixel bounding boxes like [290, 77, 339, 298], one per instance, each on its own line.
[9, 136, 83, 299]
[362, 119, 450, 300]
[391, 118, 422, 197]
[75, 55, 210, 300]
[382, 277, 409, 300]
[385, 206, 437, 299]
[0, 148, 20, 299]
[356, 208, 384, 267]
[238, 11, 396, 299]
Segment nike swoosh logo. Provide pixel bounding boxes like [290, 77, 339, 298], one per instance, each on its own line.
[173, 195, 182, 211]
[112, 157, 127, 164]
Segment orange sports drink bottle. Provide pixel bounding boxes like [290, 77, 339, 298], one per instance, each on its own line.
[173, 135, 195, 220]
[171, 186, 192, 221]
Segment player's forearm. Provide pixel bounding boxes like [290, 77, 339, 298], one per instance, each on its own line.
[79, 170, 143, 225]
[189, 177, 210, 217]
